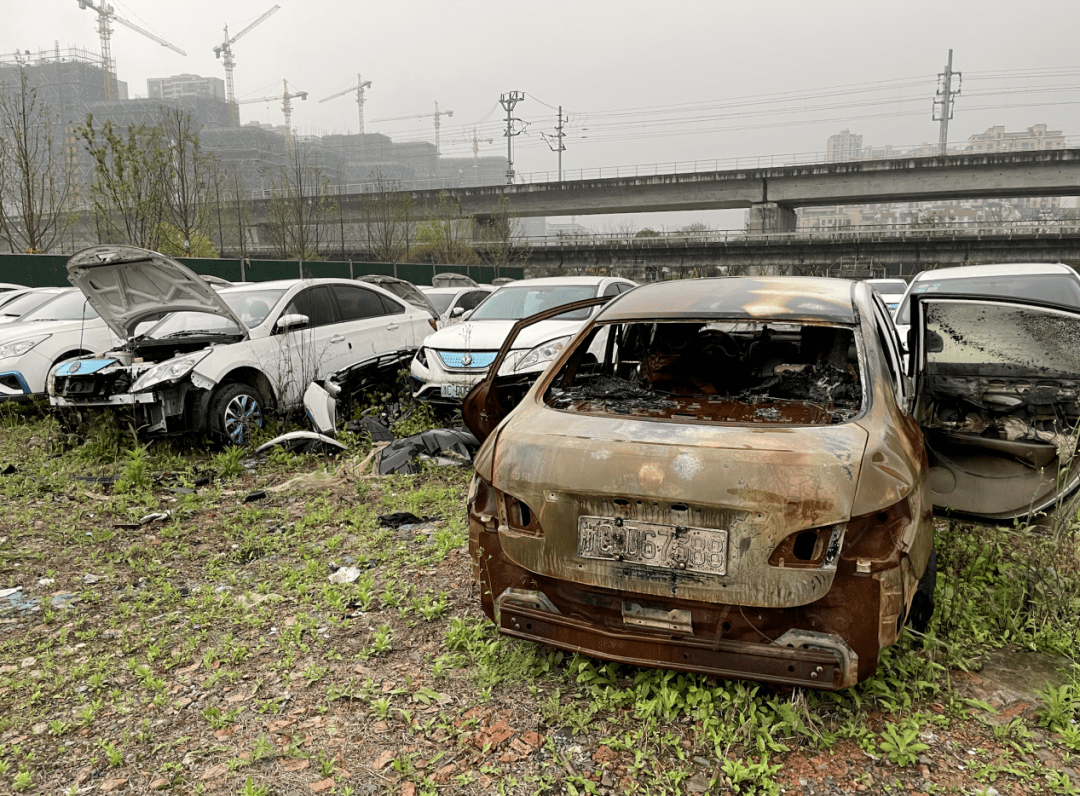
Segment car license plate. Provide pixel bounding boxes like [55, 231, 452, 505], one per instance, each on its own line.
[577, 516, 728, 575]
[441, 384, 471, 399]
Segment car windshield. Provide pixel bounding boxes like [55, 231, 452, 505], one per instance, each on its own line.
[543, 320, 864, 425]
[145, 288, 286, 338]
[896, 273, 1080, 324]
[20, 290, 99, 322]
[426, 293, 456, 314]
[0, 291, 62, 318]
[469, 285, 598, 321]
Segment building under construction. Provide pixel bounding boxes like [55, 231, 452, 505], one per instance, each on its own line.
[0, 47, 507, 212]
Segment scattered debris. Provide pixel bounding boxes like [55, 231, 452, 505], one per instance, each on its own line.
[378, 512, 435, 529]
[243, 490, 268, 503]
[346, 416, 394, 443]
[140, 511, 171, 525]
[255, 431, 348, 456]
[1, 464, 17, 475]
[328, 566, 362, 584]
[377, 428, 479, 475]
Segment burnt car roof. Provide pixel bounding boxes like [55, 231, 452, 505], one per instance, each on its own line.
[597, 277, 857, 324]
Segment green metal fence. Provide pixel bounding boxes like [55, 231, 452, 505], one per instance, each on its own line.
[0, 253, 523, 288]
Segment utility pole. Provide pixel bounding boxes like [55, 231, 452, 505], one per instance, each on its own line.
[933, 49, 961, 156]
[542, 106, 566, 181]
[500, 91, 525, 184]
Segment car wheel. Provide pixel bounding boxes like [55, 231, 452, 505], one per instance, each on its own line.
[907, 547, 937, 633]
[210, 383, 266, 446]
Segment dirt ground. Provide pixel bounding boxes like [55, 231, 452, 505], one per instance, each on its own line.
[0, 416, 1078, 796]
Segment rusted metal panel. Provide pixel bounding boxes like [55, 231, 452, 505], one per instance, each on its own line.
[600, 277, 857, 324]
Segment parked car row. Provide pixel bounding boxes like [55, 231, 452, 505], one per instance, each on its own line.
[7, 247, 1080, 692]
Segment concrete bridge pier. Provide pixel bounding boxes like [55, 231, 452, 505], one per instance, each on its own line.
[747, 202, 798, 274]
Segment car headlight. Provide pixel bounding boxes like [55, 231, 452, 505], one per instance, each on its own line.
[0, 334, 52, 359]
[516, 336, 572, 372]
[130, 351, 211, 393]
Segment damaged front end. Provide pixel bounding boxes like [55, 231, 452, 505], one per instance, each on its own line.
[51, 342, 225, 435]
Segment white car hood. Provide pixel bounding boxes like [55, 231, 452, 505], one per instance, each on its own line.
[423, 317, 586, 352]
[0, 317, 106, 346]
[66, 245, 244, 341]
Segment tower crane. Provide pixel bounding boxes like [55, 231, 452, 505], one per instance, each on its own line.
[240, 80, 308, 153]
[371, 102, 454, 163]
[319, 74, 372, 149]
[450, 128, 494, 184]
[76, 0, 187, 101]
[214, 5, 281, 127]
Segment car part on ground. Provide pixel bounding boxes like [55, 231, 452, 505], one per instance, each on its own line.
[255, 431, 348, 456]
[461, 276, 1080, 689]
[376, 427, 479, 475]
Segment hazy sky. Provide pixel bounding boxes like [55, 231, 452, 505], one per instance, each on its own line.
[4, 0, 1079, 228]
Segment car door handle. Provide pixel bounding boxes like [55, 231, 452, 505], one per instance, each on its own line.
[330, 334, 346, 343]
[385, 323, 400, 331]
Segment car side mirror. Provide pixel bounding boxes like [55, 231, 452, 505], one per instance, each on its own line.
[451, 307, 465, 317]
[276, 313, 309, 332]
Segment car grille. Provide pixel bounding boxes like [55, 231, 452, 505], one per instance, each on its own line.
[437, 351, 497, 369]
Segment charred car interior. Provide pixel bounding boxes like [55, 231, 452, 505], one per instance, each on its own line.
[544, 320, 863, 426]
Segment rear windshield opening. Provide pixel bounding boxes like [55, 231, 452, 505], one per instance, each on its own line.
[544, 320, 863, 425]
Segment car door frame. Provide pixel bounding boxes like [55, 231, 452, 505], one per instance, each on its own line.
[910, 291, 1080, 521]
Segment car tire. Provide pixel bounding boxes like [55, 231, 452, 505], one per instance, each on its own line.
[209, 382, 266, 447]
[907, 547, 937, 633]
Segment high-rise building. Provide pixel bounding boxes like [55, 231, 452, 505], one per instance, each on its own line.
[826, 129, 863, 162]
[147, 74, 226, 101]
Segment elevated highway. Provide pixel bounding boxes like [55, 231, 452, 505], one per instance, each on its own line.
[247, 148, 1080, 236]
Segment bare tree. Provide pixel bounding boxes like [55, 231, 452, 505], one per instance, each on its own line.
[0, 70, 75, 253]
[210, 163, 253, 260]
[360, 171, 415, 263]
[478, 195, 530, 269]
[79, 114, 170, 250]
[265, 147, 337, 260]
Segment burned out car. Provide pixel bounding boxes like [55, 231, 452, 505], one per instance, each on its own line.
[49, 246, 432, 444]
[463, 277, 1080, 689]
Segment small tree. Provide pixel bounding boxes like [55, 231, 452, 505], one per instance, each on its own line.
[478, 195, 530, 268]
[159, 107, 218, 256]
[411, 191, 479, 265]
[0, 70, 76, 253]
[79, 114, 170, 250]
[360, 171, 415, 263]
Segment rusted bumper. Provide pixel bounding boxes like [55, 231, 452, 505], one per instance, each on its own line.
[496, 593, 855, 688]
[472, 523, 892, 690]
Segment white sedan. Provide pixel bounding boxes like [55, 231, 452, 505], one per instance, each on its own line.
[410, 276, 636, 405]
[50, 246, 432, 444]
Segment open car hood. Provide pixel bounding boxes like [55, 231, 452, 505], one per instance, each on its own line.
[66, 245, 245, 341]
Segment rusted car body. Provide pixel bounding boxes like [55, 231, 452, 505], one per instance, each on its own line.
[463, 277, 1080, 689]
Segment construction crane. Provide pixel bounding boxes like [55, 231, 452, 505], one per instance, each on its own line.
[319, 74, 372, 149]
[76, 0, 187, 101]
[214, 5, 281, 127]
[451, 128, 494, 184]
[239, 80, 308, 153]
[371, 102, 454, 164]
